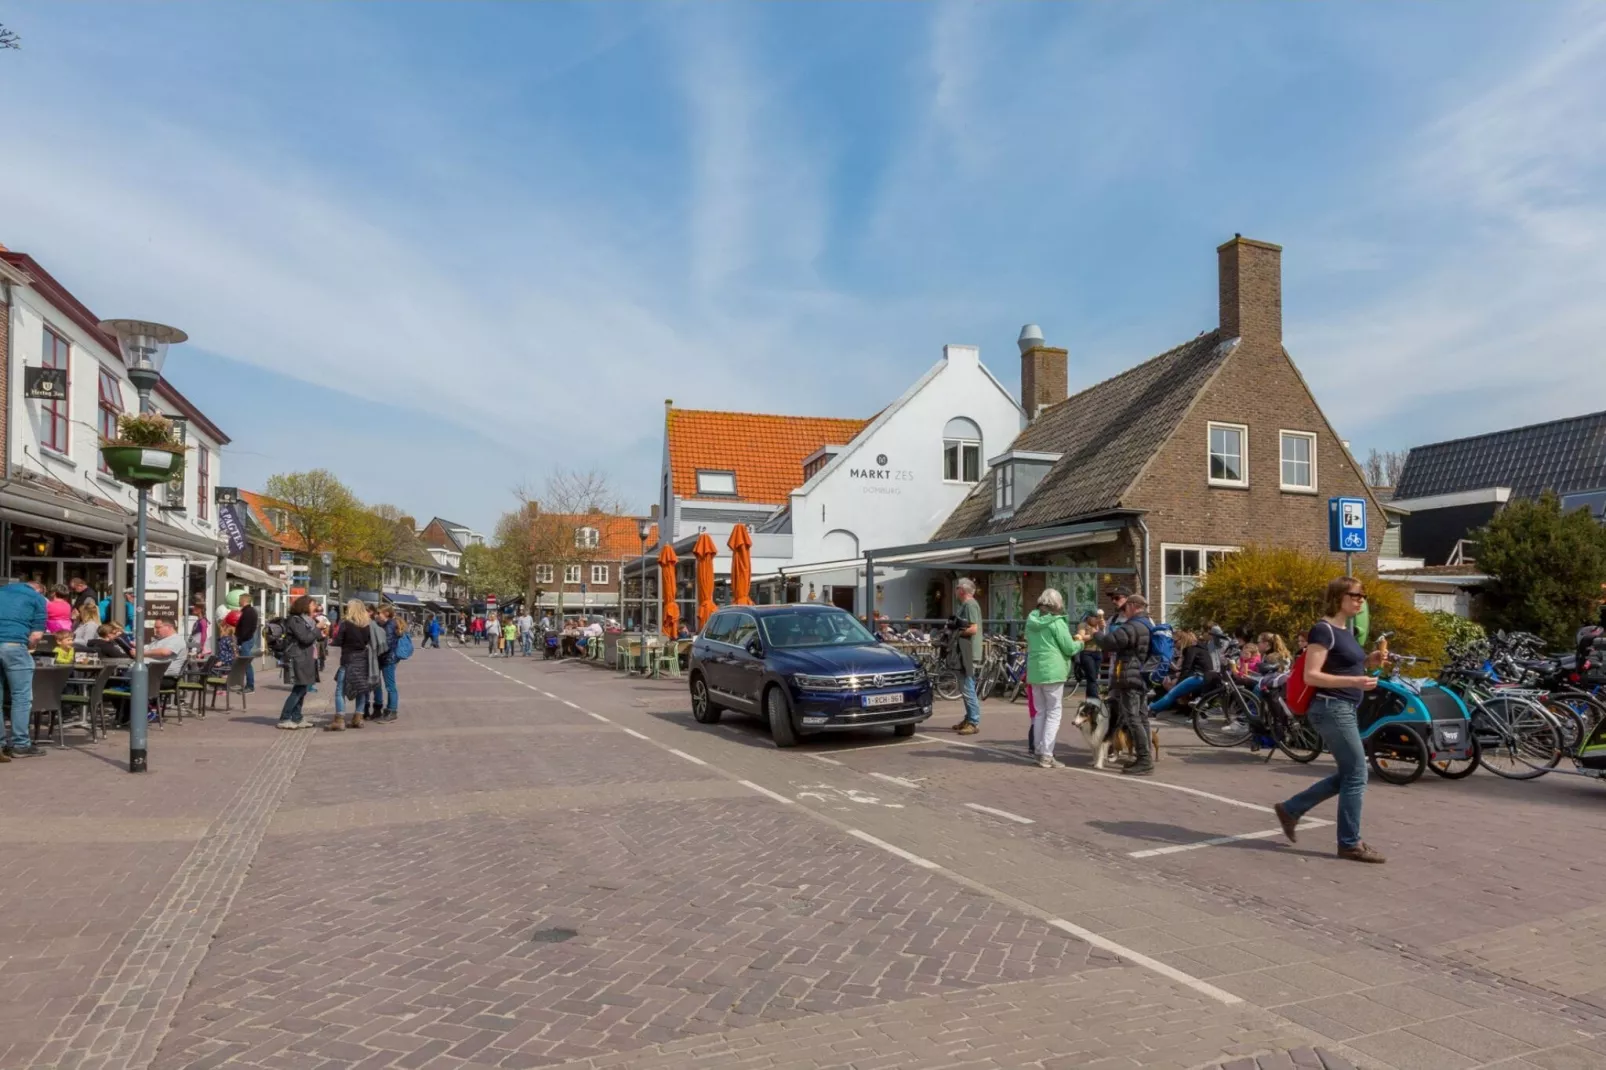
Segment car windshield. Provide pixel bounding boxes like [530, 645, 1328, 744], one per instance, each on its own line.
[759, 609, 877, 649]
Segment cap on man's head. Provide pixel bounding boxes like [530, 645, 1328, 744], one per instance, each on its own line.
[1111, 586, 1131, 600]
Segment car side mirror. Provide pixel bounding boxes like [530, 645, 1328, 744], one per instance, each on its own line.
[745, 637, 764, 657]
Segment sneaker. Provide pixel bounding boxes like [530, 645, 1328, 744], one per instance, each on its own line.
[9, 745, 48, 758]
[296, 720, 318, 730]
[1036, 752, 1056, 769]
[1273, 803, 1299, 844]
[1121, 761, 1155, 776]
[955, 722, 979, 736]
[950, 719, 970, 732]
[1338, 842, 1387, 864]
[381, 711, 397, 723]
[276, 719, 296, 730]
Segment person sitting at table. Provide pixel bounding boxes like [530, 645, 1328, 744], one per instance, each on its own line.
[73, 601, 102, 648]
[146, 618, 190, 677]
[87, 622, 133, 661]
[52, 627, 77, 665]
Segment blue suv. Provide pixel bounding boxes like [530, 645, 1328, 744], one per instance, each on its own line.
[689, 604, 933, 747]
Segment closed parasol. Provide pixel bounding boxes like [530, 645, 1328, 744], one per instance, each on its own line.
[727, 524, 754, 605]
[657, 543, 680, 639]
[692, 532, 718, 630]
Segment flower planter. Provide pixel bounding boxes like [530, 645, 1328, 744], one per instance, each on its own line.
[100, 445, 184, 488]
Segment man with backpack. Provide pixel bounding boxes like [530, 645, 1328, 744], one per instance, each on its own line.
[235, 594, 259, 694]
[374, 605, 409, 722]
[1094, 592, 1157, 776]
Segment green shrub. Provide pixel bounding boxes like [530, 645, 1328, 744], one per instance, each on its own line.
[1476, 491, 1606, 649]
[1425, 611, 1485, 662]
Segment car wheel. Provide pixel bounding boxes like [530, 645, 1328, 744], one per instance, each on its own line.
[766, 685, 798, 748]
[690, 673, 722, 725]
[893, 722, 917, 737]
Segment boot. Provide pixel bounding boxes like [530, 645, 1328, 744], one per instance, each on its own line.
[349, 713, 363, 729]
[325, 717, 345, 732]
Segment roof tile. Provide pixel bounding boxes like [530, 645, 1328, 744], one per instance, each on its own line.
[667, 408, 870, 506]
[1396, 410, 1606, 500]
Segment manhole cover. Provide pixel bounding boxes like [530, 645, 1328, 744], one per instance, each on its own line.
[530, 927, 578, 944]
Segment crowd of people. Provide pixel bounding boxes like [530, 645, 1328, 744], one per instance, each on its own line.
[467, 611, 622, 659]
[275, 597, 415, 730]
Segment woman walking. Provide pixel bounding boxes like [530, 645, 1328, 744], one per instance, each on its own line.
[327, 599, 374, 731]
[1024, 588, 1087, 768]
[278, 595, 320, 730]
[1274, 577, 1389, 863]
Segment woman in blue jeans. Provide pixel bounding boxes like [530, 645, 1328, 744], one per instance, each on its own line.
[1274, 577, 1388, 863]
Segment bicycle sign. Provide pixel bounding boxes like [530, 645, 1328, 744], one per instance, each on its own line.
[1328, 496, 1368, 554]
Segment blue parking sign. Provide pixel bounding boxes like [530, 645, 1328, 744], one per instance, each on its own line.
[1329, 497, 1368, 553]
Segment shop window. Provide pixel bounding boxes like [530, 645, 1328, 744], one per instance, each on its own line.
[564, 565, 582, 584]
[1161, 545, 1237, 622]
[943, 417, 982, 483]
[590, 564, 609, 585]
[1279, 430, 1316, 492]
[96, 367, 123, 472]
[41, 326, 71, 454]
[575, 527, 600, 549]
[197, 447, 210, 521]
[696, 470, 737, 496]
[1207, 422, 1248, 487]
[534, 564, 554, 584]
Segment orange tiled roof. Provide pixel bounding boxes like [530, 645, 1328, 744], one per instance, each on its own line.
[537, 513, 657, 558]
[238, 490, 309, 552]
[667, 408, 870, 506]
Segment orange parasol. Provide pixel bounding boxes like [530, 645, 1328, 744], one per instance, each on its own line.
[692, 532, 718, 630]
[657, 542, 680, 639]
[727, 524, 754, 605]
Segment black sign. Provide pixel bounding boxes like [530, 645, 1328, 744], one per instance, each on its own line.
[169, 417, 188, 444]
[219, 503, 248, 556]
[215, 486, 239, 506]
[142, 589, 181, 646]
[24, 367, 67, 400]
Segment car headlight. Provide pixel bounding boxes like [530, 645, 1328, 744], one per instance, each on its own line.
[792, 673, 840, 689]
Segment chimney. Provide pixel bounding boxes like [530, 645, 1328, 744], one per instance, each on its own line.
[1017, 324, 1067, 421]
[1217, 235, 1282, 344]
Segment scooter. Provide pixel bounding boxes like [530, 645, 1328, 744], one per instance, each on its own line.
[1357, 652, 1478, 784]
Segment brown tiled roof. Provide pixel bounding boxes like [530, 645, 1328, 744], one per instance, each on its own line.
[934, 331, 1233, 539]
[667, 408, 870, 506]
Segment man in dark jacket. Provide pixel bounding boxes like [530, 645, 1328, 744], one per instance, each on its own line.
[374, 606, 401, 722]
[235, 594, 260, 694]
[1094, 593, 1156, 776]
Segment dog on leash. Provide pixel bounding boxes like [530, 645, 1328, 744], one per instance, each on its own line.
[1072, 697, 1160, 770]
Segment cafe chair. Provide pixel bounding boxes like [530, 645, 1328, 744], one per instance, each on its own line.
[209, 659, 252, 712]
[28, 666, 73, 748]
[102, 664, 167, 730]
[59, 664, 117, 744]
[653, 642, 681, 679]
[176, 656, 219, 718]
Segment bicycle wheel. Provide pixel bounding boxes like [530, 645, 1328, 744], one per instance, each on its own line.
[933, 670, 962, 702]
[1473, 695, 1560, 779]
[1429, 732, 1481, 779]
[1540, 699, 1586, 752]
[1271, 711, 1323, 763]
[1193, 694, 1253, 748]
[1369, 724, 1427, 785]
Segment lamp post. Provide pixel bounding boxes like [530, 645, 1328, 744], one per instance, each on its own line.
[99, 319, 188, 774]
[636, 518, 651, 673]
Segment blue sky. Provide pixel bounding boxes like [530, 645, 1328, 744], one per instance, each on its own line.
[3, 2, 1604, 532]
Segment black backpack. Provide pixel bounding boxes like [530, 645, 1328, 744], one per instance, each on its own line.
[265, 619, 289, 656]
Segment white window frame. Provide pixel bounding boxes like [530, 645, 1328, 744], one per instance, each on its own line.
[574, 527, 600, 549]
[1207, 421, 1249, 488]
[943, 439, 981, 484]
[534, 564, 554, 584]
[695, 469, 738, 496]
[590, 564, 609, 585]
[563, 564, 582, 584]
[1278, 429, 1317, 493]
[1160, 543, 1239, 623]
[994, 463, 1015, 512]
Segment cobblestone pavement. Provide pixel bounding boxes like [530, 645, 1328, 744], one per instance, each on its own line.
[6, 648, 1606, 1070]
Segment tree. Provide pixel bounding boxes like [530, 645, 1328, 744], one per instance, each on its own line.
[262, 469, 361, 561]
[522, 470, 624, 620]
[1364, 448, 1407, 489]
[1176, 545, 1443, 665]
[1475, 491, 1606, 648]
[0, 24, 21, 50]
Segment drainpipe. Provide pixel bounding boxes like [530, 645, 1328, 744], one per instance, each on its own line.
[1135, 517, 1151, 607]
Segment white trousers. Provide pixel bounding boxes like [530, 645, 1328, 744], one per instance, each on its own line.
[1029, 683, 1066, 756]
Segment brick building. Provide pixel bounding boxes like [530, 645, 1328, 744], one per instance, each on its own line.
[879, 235, 1386, 625]
[528, 513, 656, 624]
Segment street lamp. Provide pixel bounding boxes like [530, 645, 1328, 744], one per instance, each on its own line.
[99, 319, 188, 774]
[636, 518, 652, 673]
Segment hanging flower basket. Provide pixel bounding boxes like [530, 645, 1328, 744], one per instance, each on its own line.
[100, 412, 185, 488]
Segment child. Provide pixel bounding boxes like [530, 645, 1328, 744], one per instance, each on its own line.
[53, 627, 77, 664]
[502, 618, 517, 657]
[215, 622, 238, 670]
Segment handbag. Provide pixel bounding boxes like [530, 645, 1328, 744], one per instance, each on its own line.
[1285, 621, 1336, 715]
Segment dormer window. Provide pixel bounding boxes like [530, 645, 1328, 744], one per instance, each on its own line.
[696, 470, 738, 496]
[988, 450, 1062, 520]
[575, 527, 600, 549]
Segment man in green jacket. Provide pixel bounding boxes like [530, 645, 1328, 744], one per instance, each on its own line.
[1025, 588, 1087, 768]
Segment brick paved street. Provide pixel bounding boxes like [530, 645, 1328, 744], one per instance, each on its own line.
[6, 648, 1606, 1069]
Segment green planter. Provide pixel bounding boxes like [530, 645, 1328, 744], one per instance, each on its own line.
[100, 445, 184, 488]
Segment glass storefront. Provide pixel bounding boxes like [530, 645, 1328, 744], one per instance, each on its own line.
[6, 525, 118, 593]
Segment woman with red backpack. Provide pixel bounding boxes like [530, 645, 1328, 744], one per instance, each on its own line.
[1273, 577, 1389, 864]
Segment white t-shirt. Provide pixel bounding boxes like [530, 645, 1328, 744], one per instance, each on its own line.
[584, 622, 603, 638]
[147, 632, 190, 675]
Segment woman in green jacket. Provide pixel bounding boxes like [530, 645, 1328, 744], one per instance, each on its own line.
[1025, 588, 1088, 768]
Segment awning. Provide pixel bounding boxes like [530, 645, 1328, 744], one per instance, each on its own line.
[385, 593, 422, 605]
[147, 517, 227, 558]
[751, 556, 867, 584]
[0, 484, 128, 543]
[867, 518, 1130, 568]
[226, 559, 288, 590]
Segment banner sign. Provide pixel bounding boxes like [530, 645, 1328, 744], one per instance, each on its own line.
[218, 502, 248, 556]
[24, 367, 67, 400]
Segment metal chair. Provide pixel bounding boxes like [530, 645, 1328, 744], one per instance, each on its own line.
[58, 665, 116, 744]
[102, 664, 166, 729]
[652, 642, 680, 679]
[209, 659, 252, 711]
[176, 657, 218, 717]
[28, 666, 73, 748]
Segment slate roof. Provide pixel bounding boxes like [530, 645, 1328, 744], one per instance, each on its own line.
[1396, 410, 1606, 501]
[934, 331, 1235, 539]
[666, 408, 870, 506]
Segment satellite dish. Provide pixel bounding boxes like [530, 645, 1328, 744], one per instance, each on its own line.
[1017, 324, 1045, 354]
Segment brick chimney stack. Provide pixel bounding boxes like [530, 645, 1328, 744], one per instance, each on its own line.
[1217, 235, 1282, 344]
[1017, 324, 1067, 422]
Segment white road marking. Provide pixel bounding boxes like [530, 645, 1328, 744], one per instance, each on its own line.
[807, 754, 844, 766]
[847, 829, 939, 869]
[585, 711, 611, 723]
[869, 772, 923, 789]
[668, 748, 707, 766]
[738, 780, 794, 805]
[1046, 918, 1241, 1005]
[562, 700, 581, 710]
[1127, 819, 1331, 858]
[964, 802, 1034, 825]
[796, 785, 903, 809]
[621, 728, 649, 740]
